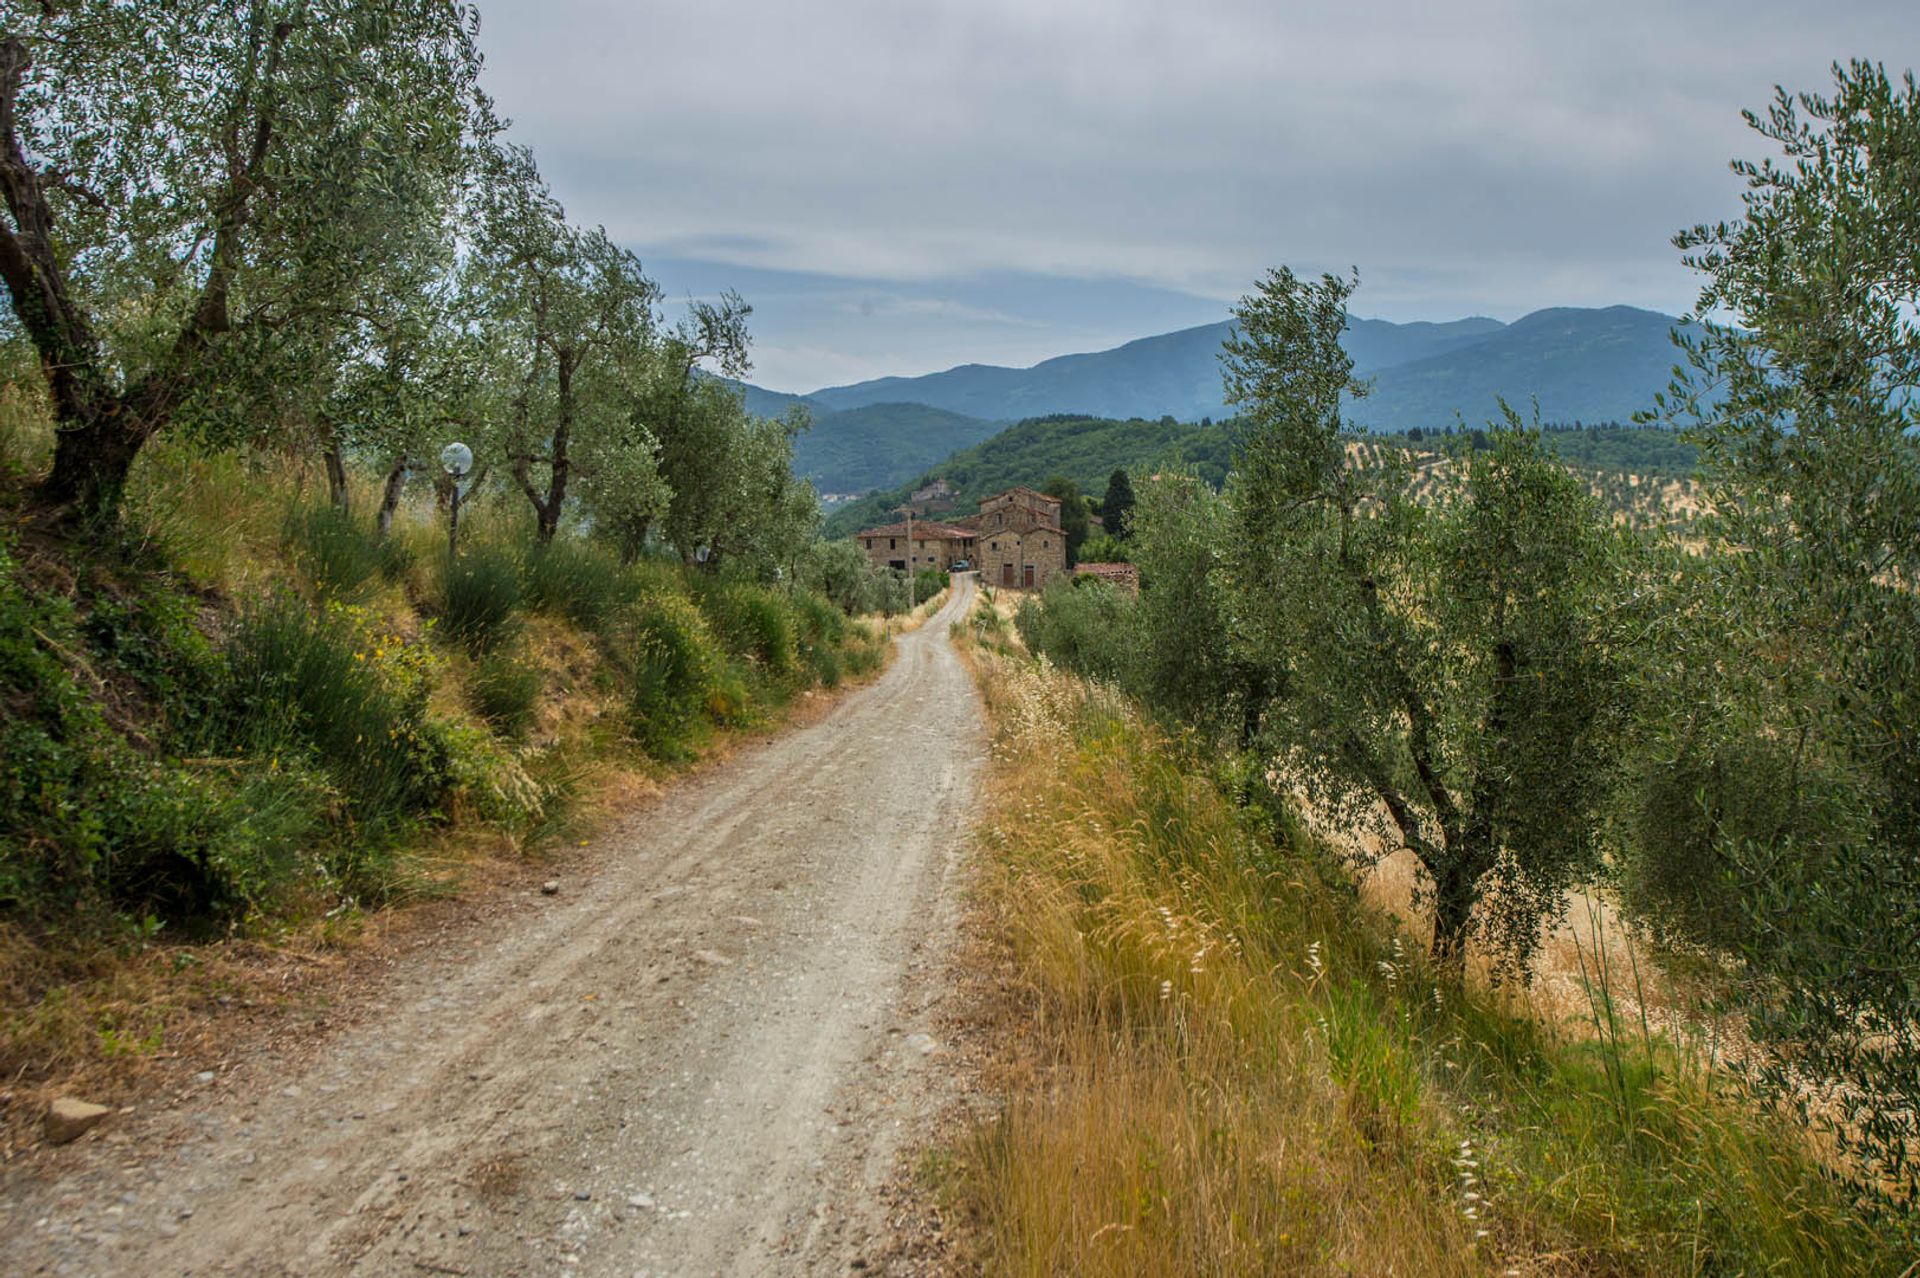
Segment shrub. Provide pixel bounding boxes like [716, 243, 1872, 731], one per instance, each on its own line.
[912, 567, 949, 604]
[468, 650, 542, 738]
[791, 589, 846, 649]
[521, 537, 631, 633]
[0, 545, 333, 920]
[286, 505, 382, 601]
[841, 625, 883, 678]
[1014, 577, 1135, 686]
[374, 531, 416, 583]
[624, 594, 719, 759]
[798, 537, 910, 616]
[99, 761, 334, 918]
[221, 593, 448, 843]
[438, 544, 523, 655]
[706, 662, 755, 727]
[789, 590, 846, 687]
[697, 580, 797, 677]
[79, 585, 223, 745]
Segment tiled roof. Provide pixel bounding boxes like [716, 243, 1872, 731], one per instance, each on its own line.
[984, 485, 1062, 507]
[855, 520, 976, 541]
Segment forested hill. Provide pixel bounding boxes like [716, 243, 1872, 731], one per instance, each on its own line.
[790, 402, 1003, 494]
[822, 414, 1235, 536]
[805, 323, 1237, 422]
[822, 416, 1698, 537]
[1347, 306, 1688, 430]
[789, 306, 1682, 428]
[760, 306, 1690, 496]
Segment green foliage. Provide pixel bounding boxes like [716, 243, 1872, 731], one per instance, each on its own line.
[912, 567, 949, 603]
[823, 414, 1234, 539]
[1634, 60, 1920, 1193]
[438, 545, 523, 655]
[1387, 422, 1698, 476]
[1040, 475, 1091, 565]
[1125, 472, 1259, 741]
[520, 536, 633, 634]
[789, 589, 848, 688]
[468, 650, 542, 739]
[623, 594, 721, 759]
[469, 144, 667, 544]
[1, 1, 490, 510]
[1013, 578, 1134, 686]
[220, 593, 448, 852]
[0, 543, 335, 920]
[1100, 468, 1137, 539]
[286, 505, 384, 601]
[797, 537, 911, 616]
[1075, 534, 1129, 564]
[696, 579, 798, 677]
[1107, 265, 1637, 975]
[791, 401, 1001, 494]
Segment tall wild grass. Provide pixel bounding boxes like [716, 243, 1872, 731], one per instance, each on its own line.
[951, 651, 1913, 1276]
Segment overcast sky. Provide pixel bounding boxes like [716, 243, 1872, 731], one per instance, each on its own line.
[472, 1, 1918, 393]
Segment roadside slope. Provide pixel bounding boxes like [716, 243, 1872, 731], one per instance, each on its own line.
[2, 577, 986, 1278]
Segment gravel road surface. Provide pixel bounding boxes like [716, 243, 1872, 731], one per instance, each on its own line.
[2, 575, 986, 1277]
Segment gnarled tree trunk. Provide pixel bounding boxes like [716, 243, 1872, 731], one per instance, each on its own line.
[0, 24, 287, 519]
[376, 457, 410, 537]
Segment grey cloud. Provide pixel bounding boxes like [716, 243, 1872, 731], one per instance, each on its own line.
[471, 0, 1920, 386]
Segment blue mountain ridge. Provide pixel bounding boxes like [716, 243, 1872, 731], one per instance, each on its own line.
[727, 305, 1688, 493]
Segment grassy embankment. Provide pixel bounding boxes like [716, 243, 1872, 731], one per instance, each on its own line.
[938, 600, 1914, 1276]
[0, 399, 889, 1117]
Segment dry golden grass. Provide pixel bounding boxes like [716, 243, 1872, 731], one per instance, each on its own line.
[953, 659, 1496, 1275]
[941, 651, 1912, 1276]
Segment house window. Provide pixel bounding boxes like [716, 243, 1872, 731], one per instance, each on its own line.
[995, 513, 1003, 527]
[990, 541, 997, 551]
[889, 537, 896, 550]
[1043, 540, 1050, 548]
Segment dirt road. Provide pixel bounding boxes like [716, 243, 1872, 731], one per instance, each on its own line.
[3, 576, 987, 1277]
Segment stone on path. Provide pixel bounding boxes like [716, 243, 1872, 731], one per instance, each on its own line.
[45, 1098, 111, 1145]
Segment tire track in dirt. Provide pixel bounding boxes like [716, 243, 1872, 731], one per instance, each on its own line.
[2, 575, 986, 1277]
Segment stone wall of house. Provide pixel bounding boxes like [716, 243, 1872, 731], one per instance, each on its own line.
[978, 525, 1066, 590]
[857, 529, 973, 573]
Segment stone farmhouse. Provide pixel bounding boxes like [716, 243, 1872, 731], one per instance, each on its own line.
[965, 487, 1067, 590]
[856, 485, 1068, 590]
[855, 519, 976, 573]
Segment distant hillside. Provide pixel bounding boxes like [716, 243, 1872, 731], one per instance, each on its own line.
[807, 324, 1238, 422]
[789, 307, 1685, 438]
[713, 375, 815, 420]
[824, 415, 1699, 538]
[735, 306, 1690, 497]
[823, 414, 1235, 537]
[790, 402, 1002, 494]
[1350, 307, 1687, 430]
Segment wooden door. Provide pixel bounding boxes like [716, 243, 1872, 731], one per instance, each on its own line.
[1001, 563, 1014, 586]
[1022, 564, 1035, 588]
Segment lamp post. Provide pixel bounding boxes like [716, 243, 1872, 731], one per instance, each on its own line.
[440, 441, 473, 562]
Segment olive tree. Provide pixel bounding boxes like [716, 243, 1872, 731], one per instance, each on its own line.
[639, 295, 819, 575]
[467, 144, 664, 544]
[1639, 59, 1920, 1192]
[0, 1, 485, 515]
[1224, 267, 1631, 970]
